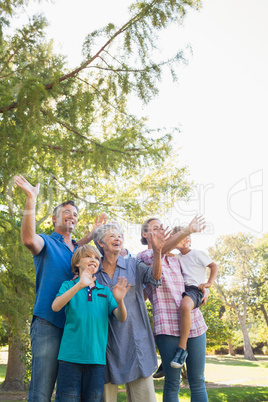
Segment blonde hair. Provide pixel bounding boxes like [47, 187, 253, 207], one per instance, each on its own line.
[71, 245, 101, 274]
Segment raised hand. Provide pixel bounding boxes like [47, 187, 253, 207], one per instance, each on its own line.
[113, 276, 130, 302]
[79, 270, 96, 288]
[188, 215, 206, 234]
[77, 213, 109, 247]
[14, 174, 40, 200]
[149, 225, 170, 254]
[92, 213, 109, 232]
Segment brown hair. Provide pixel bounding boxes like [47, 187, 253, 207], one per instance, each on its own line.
[140, 217, 160, 245]
[71, 245, 101, 275]
[52, 200, 79, 227]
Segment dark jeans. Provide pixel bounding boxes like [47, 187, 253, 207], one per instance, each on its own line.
[55, 360, 106, 401]
[28, 316, 63, 402]
[156, 333, 208, 402]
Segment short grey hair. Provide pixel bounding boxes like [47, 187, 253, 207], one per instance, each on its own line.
[93, 223, 123, 256]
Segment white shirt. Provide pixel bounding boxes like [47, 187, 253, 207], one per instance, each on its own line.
[176, 249, 212, 287]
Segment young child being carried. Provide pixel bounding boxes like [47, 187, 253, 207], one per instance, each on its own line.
[170, 226, 218, 369]
[52, 244, 130, 401]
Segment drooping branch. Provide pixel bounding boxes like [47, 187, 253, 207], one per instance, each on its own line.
[0, 0, 157, 113]
[75, 76, 128, 116]
[31, 157, 113, 207]
[40, 109, 146, 155]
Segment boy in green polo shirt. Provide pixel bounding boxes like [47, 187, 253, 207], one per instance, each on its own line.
[52, 244, 130, 401]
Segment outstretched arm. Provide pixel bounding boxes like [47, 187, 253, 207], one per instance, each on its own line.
[14, 175, 44, 256]
[162, 215, 206, 255]
[150, 226, 169, 280]
[52, 270, 95, 311]
[77, 213, 108, 247]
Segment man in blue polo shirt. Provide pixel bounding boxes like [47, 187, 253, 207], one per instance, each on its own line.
[14, 174, 106, 402]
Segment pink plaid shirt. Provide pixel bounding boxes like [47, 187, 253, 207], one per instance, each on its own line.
[137, 249, 207, 338]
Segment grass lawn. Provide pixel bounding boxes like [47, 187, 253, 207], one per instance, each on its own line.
[1, 349, 268, 401]
[0, 364, 6, 384]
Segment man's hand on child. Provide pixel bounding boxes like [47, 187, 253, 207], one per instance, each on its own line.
[113, 277, 131, 302]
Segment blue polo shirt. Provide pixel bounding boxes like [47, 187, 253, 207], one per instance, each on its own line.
[33, 232, 78, 328]
[57, 279, 117, 365]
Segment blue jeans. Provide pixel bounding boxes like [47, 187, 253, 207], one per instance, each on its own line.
[156, 333, 208, 402]
[28, 316, 63, 402]
[55, 361, 106, 401]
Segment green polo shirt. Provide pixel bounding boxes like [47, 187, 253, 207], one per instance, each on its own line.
[57, 279, 117, 364]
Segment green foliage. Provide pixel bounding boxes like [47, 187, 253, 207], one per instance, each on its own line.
[201, 288, 231, 350]
[0, 0, 201, 388]
[0, 317, 8, 347]
[209, 233, 257, 317]
[209, 233, 268, 359]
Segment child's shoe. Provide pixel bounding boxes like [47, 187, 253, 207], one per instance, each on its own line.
[170, 347, 188, 368]
[153, 362, 165, 379]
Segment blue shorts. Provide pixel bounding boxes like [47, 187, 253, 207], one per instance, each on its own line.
[182, 285, 204, 309]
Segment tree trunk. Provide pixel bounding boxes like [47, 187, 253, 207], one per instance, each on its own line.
[228, 339, 236, 356]
[0, 332, 26, 391]
[260, 304, 268, 327]
[237, 311, 256, 361]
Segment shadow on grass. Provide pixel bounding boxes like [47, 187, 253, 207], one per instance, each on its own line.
[0, 387, 268, 402]
[156, 387, 268, 402]
[205, 356, 268, 368]
[119, 387, 268, 401]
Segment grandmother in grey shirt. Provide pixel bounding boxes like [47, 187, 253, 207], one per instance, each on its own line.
[94, 223, 166, 402]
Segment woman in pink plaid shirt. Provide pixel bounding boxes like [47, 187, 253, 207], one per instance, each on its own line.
[137, 216, 208, 402]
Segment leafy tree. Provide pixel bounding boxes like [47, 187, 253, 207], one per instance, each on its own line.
[0, 316, 8, 347]
[201, 288, 231, 352]
[0, 0, 201, 390]
[251, 234, 268, 327]
[209, 233, 257, 360]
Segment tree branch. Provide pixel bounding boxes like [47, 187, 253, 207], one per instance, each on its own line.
[31, 157, 113, 207]
[0, 0, 157, 113]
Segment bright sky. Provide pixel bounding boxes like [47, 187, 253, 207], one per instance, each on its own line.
[16, 0, 268, 252]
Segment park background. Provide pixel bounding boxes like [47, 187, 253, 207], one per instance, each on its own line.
[0, 0, 268, 400]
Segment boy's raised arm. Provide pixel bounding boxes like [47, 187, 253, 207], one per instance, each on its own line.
[14, 175, 44, 256]
[162, 215, 206, 255]
[52, 270, 95, 311]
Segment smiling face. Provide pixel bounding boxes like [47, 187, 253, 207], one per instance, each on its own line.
[76, 254, 100, 276]
[141, 219, 162, 247]
[53, 204, 78, 234]
[98, 228, 123, 255]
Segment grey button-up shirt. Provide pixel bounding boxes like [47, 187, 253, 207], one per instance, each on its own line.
[95, 255, 161, 384]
